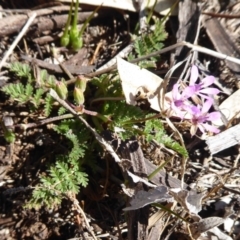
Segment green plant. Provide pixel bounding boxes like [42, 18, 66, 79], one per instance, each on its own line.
[2, 63, 55, 112]
[69, 0, 82, 50]
[60, 1, 73, 47]
[26, 120, 89, 209]
[128, 17, 168, 68]
[1, 10, 187, 210]
[60, 0, 101, 51]
[144, 117, 188, 157]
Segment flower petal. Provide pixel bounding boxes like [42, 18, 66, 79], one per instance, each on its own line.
[206, 111, 221, 121]
[190, 65, 199, 85]
[198, 124, 206, 134]
[190, 125, 198, 136]
[172, 83, 180, 100]
[202, 123, 220, 133]
[188, 105, 201, 115]
[183, 86, 197, 98]
[201, 99, 213, 113]
[201, 76, 215, 87]
[199, 88, 220, 95]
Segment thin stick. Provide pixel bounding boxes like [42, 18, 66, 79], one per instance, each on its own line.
[69, 194, 98, 240]
[87, 41, 240, 78]
[49, 89, 122, 163]
[15, 114, 74, 130]
[131, 41, 240, 65]
[0, 12, 37, 70]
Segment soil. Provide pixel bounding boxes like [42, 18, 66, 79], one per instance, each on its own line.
[1, 1, 240, 240]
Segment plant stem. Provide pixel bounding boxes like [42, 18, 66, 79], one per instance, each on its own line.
[14, 114, 74, 130]
[60, 1, 73, 47]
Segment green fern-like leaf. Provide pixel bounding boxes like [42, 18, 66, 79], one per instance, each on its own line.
[102, 101, 145, 124]
[75, 171, 88, 187]
[46, 75, 56, 88]
[144, 118, 188, 157]
[44, 93, 54, 116]
[27, 154, 89, 209]
[9, 62, 32, 81]
[2, 83, 30, 103]
[58, 106, 67, 115]
[25, 83, 33, 98]
[91, 75, 123, 98]
[27, 186, 62, 209]
[54, 119, 74, 134]
[54, 119, 90, 165]
[135, 39, 145, 57]
[101, 100, 146, 139]
[65, 130, 86, 160]
[32, 88, 44, 107]
[133, 18, 168, 60]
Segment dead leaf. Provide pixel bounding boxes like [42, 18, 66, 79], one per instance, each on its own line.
[213, 89, 240, 127]
[117, 57, 164, 112]
[189, 217, 227, 239]
[207, 227, 233, 240]
[123, 186, 173, 211]
[206, 124, 240, 154]
[127, 170, 156, 188]
[60, 0, 178, 15]
[170, 188, 205, 218]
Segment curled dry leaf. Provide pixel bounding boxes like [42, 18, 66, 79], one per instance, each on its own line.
[117, 57, 166, 112]
[212, 89, 240, 127]
[169, 188, 205, 219]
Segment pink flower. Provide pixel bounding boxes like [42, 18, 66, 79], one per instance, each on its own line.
[184, 65, 220, 99]
[187, 98, 221, 136]
[165, 83, 190, 118]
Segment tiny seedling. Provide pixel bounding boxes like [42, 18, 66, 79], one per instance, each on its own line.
[60, 0, 101, 50]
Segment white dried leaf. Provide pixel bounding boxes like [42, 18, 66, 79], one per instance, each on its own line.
[206, 124, 240, 154]
[127, 170, 156, 188]
[213, 89, 240, 127]
[61, 0, 178, 15]
[117, 57, 164, 112]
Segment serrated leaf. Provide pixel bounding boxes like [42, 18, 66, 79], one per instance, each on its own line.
[44, 94, 53, 116]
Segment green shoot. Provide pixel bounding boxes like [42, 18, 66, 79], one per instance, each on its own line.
[60, 0, 102, 51]
[69, 0, 82, 50]
[78, 4, 102, 37]
[60, 1, 73, 47]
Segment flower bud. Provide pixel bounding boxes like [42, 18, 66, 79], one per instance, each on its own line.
[60, 34, 70, 47]
[73, 87, 85, 105]
[55, 81, 68, 100]
[70, 36, 83, 51]
[75, 76, 87, 92]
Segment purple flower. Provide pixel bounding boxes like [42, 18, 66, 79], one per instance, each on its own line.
[184, 65, 220, 99]
[165, 83, 190, 118]
[187, 99, 221, 136]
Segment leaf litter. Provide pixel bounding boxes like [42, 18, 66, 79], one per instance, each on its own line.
[1, 0, 240, 239]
